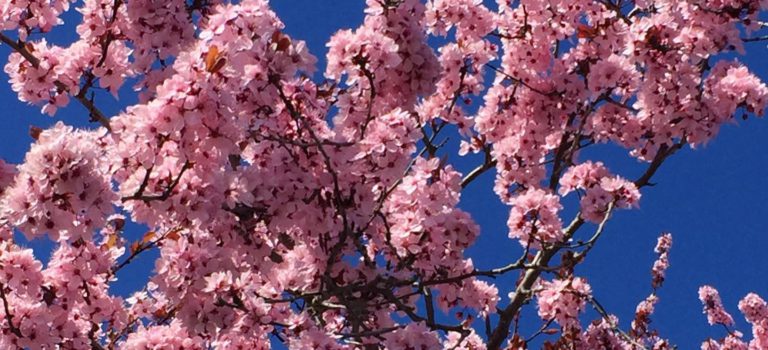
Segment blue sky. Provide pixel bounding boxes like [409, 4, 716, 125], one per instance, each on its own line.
[1, 1, 768, 348]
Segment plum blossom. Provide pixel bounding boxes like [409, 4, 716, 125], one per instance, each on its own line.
[507, 188, 564, 246]
[560, 161, 641, 223]
[535, 277, 593, 330]
[652, 233, 673, 289]
[699, 286, 735, 326]
[0, 0, 764, 348]
[382, 322, 441, 350]
[2, 122, 115, 241]
[120, 321, 204, 350]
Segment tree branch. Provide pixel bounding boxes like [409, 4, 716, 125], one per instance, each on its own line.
[0, 284, 23, 338]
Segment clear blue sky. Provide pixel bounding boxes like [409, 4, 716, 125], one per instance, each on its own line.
[1, 1, 767, 348]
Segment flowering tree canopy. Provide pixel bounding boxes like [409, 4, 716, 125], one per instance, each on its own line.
[0, 0, 767, 348]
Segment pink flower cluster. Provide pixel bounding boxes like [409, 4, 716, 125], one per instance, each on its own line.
[384, 158, 476, 259]
[699, 285, 736, 326]
[0, 235, 126, 348]
[2, 122, 115, 241]
[700, 288, 768, 349]
[382, 322, 440, 350]
[580, 316, 632, 349]
[507, 188, 564, 246]
[559, 161, 641, 223]
[739, 293, 768, 349]
[124, 0, 194, 73]
[121, 321, 203, 350]
[0, 0, 765, 348]
[418, 0, 496, 132]
[0, 0, 73, 39]
[5, 40, 89, 115]
[652, 233, 673, 289]
[535, 277, 593, 330]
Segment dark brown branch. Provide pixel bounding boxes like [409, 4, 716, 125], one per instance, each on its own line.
[461, 145, 496, 189]
[380, 288, 468, 334]
[121, 161, 192, 202]
[572, 201, 615, 260]
[487, 214, 585, 350]
[633, 141, 684, 188]
[355, 55, 377, 137]
[548, 114, 583, 192]
[742, 35, 768, 42]
[525, 318, 555, 343]
[488, 139, 683, 349]
[0, 284, 23, 338]
[423, 287, 436, 326]
[421, 259, 526, 287]
[484, 64, 558, 97]
[270, 79, 357, 292]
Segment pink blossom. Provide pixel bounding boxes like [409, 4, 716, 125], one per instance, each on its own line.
[0, 0, 764, 348]
[699, 286, 735, 326]
[2, 122, 115, 241]
[120, 321, 204, 350]
[739, 293, 768, 324]
[507, 188, 564, 246]
[382, 322, 441, 350]
[535, 277, 593, 329]
[652, 233, 673, 289]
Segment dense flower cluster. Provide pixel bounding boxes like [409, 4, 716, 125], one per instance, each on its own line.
[1, 122, 115, 241]
[700, 286, 736, 326]
[0, 0, 765, 348]
[559, 161, 641, 223]
[535, 277, 592, 330]
[507, 188, 563, 246]
[700, 287, 768, 349]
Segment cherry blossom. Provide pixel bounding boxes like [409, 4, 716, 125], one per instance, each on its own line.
[700, 285, 736, 326]
[0, 0, 765, 348]
[2, 122, 115, 241]
[535, 277, 593, 330]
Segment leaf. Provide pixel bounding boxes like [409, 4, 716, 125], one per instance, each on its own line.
[204, 45, 226, 73]
[271, 30, 282, 43]
[130, 241, 140, 254]
[105, 234, 118, 249]
[543, 328, 559, 335]
[210, 58, 227, 74]
[205, 45, 220, 72]
[142, 231, 156, 244]
[29, 126, 42, 140]
[165, 229, 181, 241]
[577, 24, 598, 39]
[110, 216, 126, 231]
[152, 308, 167, 320]
[509, 334, 527, 349]
[271, 30, 291, 52]
[276, 37, 291, 52]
